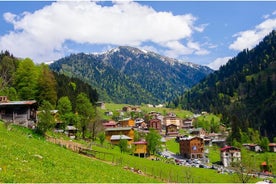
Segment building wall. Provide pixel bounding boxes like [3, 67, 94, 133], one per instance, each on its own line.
[164, 117, 182, 127]
[179, 137, 204, 159]
[221, 150, 241, 167]
[133, 144, 147, 154]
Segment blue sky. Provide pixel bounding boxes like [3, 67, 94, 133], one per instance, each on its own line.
[0, 1, 276, 70]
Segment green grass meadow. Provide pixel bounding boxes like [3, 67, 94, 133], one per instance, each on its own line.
[0, 122, 161, 183]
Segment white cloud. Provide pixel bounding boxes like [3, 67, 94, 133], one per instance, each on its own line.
[207, 56, 232, 70]
[229, 18, 276, 51]
[0, 1, 205, 62]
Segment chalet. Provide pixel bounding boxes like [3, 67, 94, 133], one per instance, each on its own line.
[96, 101, 105, 109]
[166, 124, 178, 136]
[122, 106, 141, 112]
[102, 120, 117, 128]
[179, 136, 204, 159]
[110, 135, 132, 145]
[182, 118, 194, 130]
[189, 128, 206, 138]
[118, 118, 135, 127]
[269, 143, 276, 152]
[243, 143, 263, 152]
[149, 118, 162, 132]
[0, 96, 37, 128]
[132, 141, 148, 157]
[164, 116, 181, 126]
[220, 146, 241, 167]
[135, 118, 147, 129]
[105, 127, 134, 144]
[65, 125, 78, 139]
[212, 139, 226, 148]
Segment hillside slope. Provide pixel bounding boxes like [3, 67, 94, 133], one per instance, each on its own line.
[0, 122, 160, 183]
[172, 30, 276, 140]
[50, 46, 212, 104]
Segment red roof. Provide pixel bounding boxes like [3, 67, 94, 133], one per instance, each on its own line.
[269, 143, 276, 146]
[261, 161, 267, 166]
[220, 146, 240, 152]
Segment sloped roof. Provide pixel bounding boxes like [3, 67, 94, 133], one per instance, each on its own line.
[105, 127, 132, 131]
[110, 135, 132, 140]
[0, 100, 37, 106]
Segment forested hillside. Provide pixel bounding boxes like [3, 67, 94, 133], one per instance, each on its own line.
[50, 46, 212, 104]
[170, 30, 276, 141]
[0, 51, 98, 107]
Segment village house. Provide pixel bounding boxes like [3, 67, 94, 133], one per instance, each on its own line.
[166, 124, 178, 136]
[182, 118, 194, 130]
[220, 146, 241, 167]
[122, 106, 141, 113]
[149, 118, 162, 132]
[179, 136, 204, 159]
[189, 128, 206, 138]
[132, 141, 148, 157]
[0, 96, 37, 128]
[269, 143, 276, 152]
[135, 118, 147, 129]
[110, 135, 132, 145]
[96, 101, 105, 109]
[105, 127, 134, 145]
[118, 118, 135, 127]
[102, 120, 117, 128]
[242, 143, 263, 152]
[65, 125, 78, 139]
[164, 115, 182, 135]
[163, 115, 181, 127]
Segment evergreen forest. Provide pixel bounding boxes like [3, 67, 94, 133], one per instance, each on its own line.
[170, 30, 276, 141]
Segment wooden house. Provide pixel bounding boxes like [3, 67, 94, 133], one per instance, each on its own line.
[0, 96, 37, 128]
[122, 106, 141, 112]
[65, 125, 78, 139]
[242, 143, 263, 152]
[220, 146, 241, 167]
[149, 118, 162, 132]
[132, 141, 148, 157]
[182, 118, 194, 130]
[166, 124, 178, 136]
[102, 120, 117, 128]
[118, 118, 135, 127]
[110, 135, 132, 145]
[189, 128, 206, 138]
[105, 127, 134, 144]
[163, 116, 181, 128]
[179, 136, 204, 159]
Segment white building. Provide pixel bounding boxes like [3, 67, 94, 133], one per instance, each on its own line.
[220, 146, 241, 167]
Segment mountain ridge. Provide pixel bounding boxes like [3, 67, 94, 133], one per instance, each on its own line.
[49, 46, 213, 104]
[171, 30, 276, 140]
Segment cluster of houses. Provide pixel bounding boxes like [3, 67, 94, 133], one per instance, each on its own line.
[1, 98, 276, 168]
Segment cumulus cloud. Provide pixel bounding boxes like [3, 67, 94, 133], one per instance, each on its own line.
[0, 1, 206, 62]
[207, 56, 232, 70]
[229, 16, 276, 51]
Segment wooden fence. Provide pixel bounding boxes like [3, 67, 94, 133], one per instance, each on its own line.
[45, 137, 215, 183]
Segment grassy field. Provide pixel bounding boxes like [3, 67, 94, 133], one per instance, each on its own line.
[100, 103, 194, 119]
[91, 140, 268, 183]
[0, 122, 161, 183]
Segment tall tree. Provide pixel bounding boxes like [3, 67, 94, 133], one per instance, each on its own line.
[146, 128, 162, 155]
[13, 58, 38, 100]
[75, 93, 95, 139]
[36, 64, 57, 106]
[36, 100, 55, 136]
